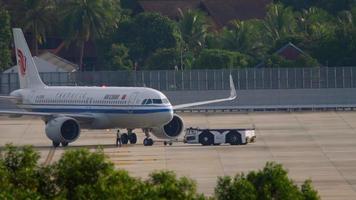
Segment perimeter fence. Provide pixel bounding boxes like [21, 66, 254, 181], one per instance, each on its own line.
[1, 67, 356, 94]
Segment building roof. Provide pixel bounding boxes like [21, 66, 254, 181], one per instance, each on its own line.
[275, 42, 305, 60]
[202, 0, 271, 27]
[138, 0, 202, 19]
[4, 52, 77, 73]
[138, 0, 272, 27]
[255, 42, 306, 68]
[39, 52, 78, 72]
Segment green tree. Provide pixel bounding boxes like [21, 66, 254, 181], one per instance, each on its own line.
[194, 49, 252, 69]
[219, 19, 268, 60]
[296, 7, 336, 40]
[0, 144, 42, 199]
[109, 43, 133, 70]
[58, 0, 120, 70]
[116, 12, 180, 67]
[215, 175, 257, 200]
[178, 9, 208, 56]
[331, 7, 356, 66]
[146, 48, 180, 70]
[6, 0, 55, 56]
[275, 0, 355, 13]
[264, 4, 297, 45]
[215, 162, 320, 200]
[247, 162, 304, 200]
[55, 148, 115, 199]
[301, 179, 320, 200]
[0, 7, 11, 71]
[265, 54, 319, 68]
[146, 170, 204, 200]
[36, 165, 60, 199]
[70, 169, 148, 200]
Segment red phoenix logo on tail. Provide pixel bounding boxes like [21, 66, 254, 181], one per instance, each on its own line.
[17, 49, 27, 76]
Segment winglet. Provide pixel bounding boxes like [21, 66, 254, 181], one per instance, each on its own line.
[172, 74, 238, 110]
[229, 74, 237, 99]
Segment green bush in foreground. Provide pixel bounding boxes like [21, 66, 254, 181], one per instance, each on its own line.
[0, 144, 319, 200]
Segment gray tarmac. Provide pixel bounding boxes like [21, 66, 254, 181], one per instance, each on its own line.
[1, 112, 356, 199]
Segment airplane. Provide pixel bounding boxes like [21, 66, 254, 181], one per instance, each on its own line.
[0, 28, 237, 147]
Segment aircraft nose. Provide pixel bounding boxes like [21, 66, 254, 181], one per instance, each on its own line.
[164, 104, 174, 123]
[168, 104, 174, 118]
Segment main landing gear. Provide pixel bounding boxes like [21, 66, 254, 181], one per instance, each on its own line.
[52, 141, 68, 147]
[143, 129, 154, 146]
[120, 129, 137, 145]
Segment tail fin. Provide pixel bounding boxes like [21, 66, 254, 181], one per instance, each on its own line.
[13, 28, 46, 89]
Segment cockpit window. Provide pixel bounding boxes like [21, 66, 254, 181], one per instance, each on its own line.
[142, 99, 147, 105]
[142, 98, 169, 105]
[162, 98, 169, 104]
[146, 99, 152, 104]
[152, 99, 163, 104]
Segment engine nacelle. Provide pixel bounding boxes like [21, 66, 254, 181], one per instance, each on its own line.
[45, 117, 80, 143]
[151, 114, 184, 139]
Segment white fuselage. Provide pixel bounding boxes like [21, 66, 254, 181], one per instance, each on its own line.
[11, 86, 174, 129]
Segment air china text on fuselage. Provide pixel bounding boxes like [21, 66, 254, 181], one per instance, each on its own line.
[0, 28, 237, 147]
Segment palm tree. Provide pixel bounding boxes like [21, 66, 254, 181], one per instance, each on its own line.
[296, 7, 335, 38]
[58, 0, 120, 70]
[178, 9, 208, 55]
[263, 4, 296, 44]
[219, 20, 266, 60]
[5, 0, 55, 55]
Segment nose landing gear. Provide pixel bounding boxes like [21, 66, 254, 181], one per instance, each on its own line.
[143, 129, 154, 146]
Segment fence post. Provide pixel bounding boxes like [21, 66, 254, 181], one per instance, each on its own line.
[310, 68, 312, 89]
[342, 67, 345, 88]
[197, 71, 200, 90]
[253, 69, 256, 89]
[181, 71, 184, 90]
[7, 73, 11, 94]
[245, 69, 248, 89]
[352, 67, 354, 88]
[334, 67, 337, 88]
[261, 68, 264, 89]
[205, 70, 208, 90]
[220, 69, 222, 90]
[318, 68, 321, 88]
[302, 68, 305, 88]
[286, 68, 289, 89]
[278, 68, 280, 89]
[213, 70, 216, 90]
[189, 70, 192, 90]
[238, 69, 241, 90]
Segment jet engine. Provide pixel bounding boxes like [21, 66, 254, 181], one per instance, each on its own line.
[151, 114, 184, 139]
[45, 117, 80, 144]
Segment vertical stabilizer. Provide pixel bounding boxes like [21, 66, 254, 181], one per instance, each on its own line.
[13, 28, 46, 89]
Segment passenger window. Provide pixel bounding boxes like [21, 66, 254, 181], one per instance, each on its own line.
[146, 99, 152, 104]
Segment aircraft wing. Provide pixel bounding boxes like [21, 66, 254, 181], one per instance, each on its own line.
[0, 95, 22, 103]
[173, 74, 237, 110]
[0, 110, 95, 122]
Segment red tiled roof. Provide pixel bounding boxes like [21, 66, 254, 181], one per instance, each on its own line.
[139, 0, 202, 19]
[138, 0, 272, 27]
[276, 42, 305, 60]
[202, 0, 271, 27]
